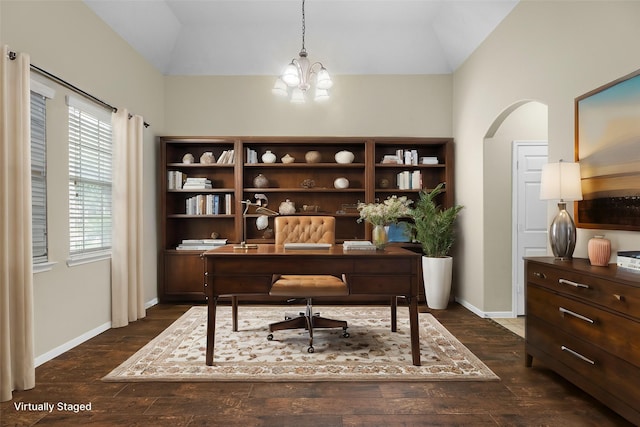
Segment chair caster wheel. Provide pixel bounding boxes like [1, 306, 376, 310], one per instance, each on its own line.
[267, 334, 274, 341]
[307, 346, 315, 353]
[342, 331, 350, 338]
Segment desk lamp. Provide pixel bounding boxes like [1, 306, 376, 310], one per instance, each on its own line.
[539, 159, 583, 260]
[234, 194, 278, 250]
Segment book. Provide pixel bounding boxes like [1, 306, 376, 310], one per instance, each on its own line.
[617, 251, 640, 271]
[343, 241, 376, 251]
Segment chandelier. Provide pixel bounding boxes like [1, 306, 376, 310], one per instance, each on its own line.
[272, 0, 333, 103]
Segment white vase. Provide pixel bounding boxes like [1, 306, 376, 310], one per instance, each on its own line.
[422, 256, 453, 309]
[262, 150, 276, 163]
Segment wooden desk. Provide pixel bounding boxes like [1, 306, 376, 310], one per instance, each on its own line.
[203, 244, 422, 366]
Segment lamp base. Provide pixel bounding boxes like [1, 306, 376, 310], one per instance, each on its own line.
[549, 202, 577, 260]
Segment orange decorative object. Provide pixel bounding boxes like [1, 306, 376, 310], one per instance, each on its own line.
[588, 235, 611, 266]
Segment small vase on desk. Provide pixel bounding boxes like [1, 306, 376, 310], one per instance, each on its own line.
[588, 235, 611, 266]
[372, 224, 388, 250]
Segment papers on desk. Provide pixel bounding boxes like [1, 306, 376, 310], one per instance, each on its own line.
[176, 239, 227, 250]
[343, 240, 376, 251]
[283, 243, 332, 250]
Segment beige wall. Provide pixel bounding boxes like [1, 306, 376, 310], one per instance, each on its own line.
[1, 0, 165, 360]
[164, 74, 452, 136]
[453, 0, 640, 314]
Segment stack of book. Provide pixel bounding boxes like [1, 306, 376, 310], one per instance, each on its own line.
[246, 148, 259, 164]
[183, 177, 212, 189]
[176, 239, 227, 250]
[617, 251, 640, 272]
[397, 170, 422, 190]
[343, 240, 376, 251]
[216, 150, 235, 164]
[167, 171, 185, 189]
[185, 194, 232, 215]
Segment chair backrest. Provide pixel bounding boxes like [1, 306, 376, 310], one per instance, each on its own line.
[274, 216, 336, 245]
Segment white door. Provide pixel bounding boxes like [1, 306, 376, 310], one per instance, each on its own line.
[512, 142, 548, 315]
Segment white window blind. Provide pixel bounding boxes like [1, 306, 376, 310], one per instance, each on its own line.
[67, 96, 113, 256]
[31, 92, 47, 264]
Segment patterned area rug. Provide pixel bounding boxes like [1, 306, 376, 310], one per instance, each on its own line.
[103, 306, 498, 382]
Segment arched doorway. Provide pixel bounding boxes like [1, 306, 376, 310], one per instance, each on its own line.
[483, 100, 548, 317]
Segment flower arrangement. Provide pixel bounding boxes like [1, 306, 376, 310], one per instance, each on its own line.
[357, 195, 413, 226]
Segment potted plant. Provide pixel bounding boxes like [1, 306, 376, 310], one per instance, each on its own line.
[411, 183, 463, 309]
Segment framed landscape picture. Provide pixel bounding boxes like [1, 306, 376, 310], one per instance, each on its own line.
[575, 69, 640, 231]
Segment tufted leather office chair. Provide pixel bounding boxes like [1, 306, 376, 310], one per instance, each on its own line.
[267, 216, 350, 353]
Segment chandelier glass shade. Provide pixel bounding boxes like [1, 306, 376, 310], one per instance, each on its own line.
[273, 0, 332, 103]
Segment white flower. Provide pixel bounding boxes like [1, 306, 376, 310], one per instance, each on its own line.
[357, 196, 413, 226]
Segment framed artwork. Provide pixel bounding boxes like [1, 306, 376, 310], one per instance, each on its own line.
[574, 68, 640, 231]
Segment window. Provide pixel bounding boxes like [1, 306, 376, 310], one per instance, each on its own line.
[31, 91, 47, 264]
[67, 96, 112, 257]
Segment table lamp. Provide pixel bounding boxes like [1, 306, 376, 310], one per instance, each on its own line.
[539, 159, 583, 260]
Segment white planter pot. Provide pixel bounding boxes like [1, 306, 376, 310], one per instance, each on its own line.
[422, 256, 453, 309]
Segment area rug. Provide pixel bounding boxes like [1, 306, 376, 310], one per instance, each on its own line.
[103, 306, 498, 382]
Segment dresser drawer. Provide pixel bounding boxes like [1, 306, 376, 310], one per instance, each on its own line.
[526, 263, 640, 320]
[527, 315, 640, 411]
[528, 285, 640, 367]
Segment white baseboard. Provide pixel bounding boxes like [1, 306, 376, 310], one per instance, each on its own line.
[145, 298, 158, 309]
[454, 297, 515, 319]
[35, 297, 159, 367]
[35, 321, 111, 367]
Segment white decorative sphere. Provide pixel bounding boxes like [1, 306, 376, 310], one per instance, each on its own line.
[335, 150, 355, 164]
[334, 177, 350, 189]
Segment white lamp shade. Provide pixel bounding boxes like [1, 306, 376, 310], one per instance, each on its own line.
[314, 88, 329, 102]
[282, 63, 300, 86]
[272, 78, 288, 97]
[315, 68, 333, 89]
[290, 87, 306, 103]
[540, 161, 583, 201]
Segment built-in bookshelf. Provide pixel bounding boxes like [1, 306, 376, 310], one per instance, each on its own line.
[159, 136, 454, 302]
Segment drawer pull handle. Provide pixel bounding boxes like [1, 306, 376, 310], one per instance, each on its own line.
[558, 278, 589, 289]
[559, 307, 594, 324]
[533, 272, 547, 279]
[561, 345, 595, 365]
[613, 294, 626, 302]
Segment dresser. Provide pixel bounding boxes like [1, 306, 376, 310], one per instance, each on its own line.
[525, 257, 640, 425]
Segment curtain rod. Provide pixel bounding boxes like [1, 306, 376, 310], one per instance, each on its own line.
[9, 50, 150, 128]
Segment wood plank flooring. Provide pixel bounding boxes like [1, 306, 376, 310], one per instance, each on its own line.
[1, 303, 634, 426]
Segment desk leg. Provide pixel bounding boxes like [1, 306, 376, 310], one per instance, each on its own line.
[232, 296, 238, 332]
[206, 296, 217, 366]
[390, 296, 397, 332]
[408, 296, 421, 366]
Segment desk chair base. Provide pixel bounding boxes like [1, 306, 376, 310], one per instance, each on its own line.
[267, 299, 349, 353]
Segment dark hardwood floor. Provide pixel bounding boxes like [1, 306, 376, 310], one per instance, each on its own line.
[1, 303, 634, 427]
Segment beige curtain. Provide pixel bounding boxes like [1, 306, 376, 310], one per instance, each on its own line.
[111, 109, 145, 328]
[1, 45, 35, 402]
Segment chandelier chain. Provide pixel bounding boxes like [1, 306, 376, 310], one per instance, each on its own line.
[301, 0, 306, 52]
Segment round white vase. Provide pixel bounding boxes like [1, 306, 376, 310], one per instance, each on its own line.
[421, 256, 453, 309]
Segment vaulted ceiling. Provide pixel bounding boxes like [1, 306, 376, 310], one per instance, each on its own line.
[84, 0, 519, 76]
